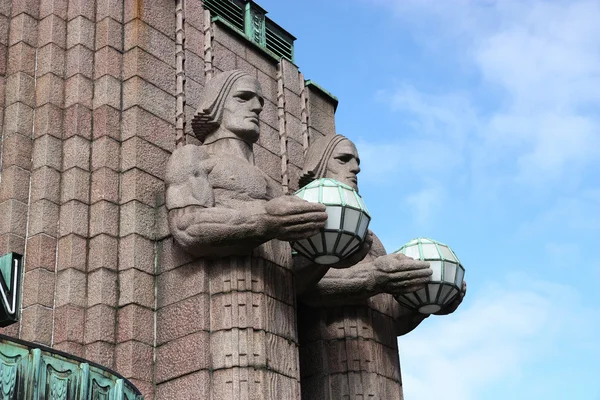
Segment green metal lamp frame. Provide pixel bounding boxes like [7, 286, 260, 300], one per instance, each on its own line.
[393, 238, 465, 314]
[292, 178, 371, 265]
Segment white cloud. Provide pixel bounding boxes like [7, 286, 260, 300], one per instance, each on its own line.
[474, 1, 600, 110]
[367, 0, 600, 188]
[355, 85, 475, 187]
[398, 278, 597, 400]
[355, 138, 461, 183]
[383, 85, 477, 144]
[351, 2, 600, 397]
[404, 185, 446, 228]
[544, 242, 579, 263]
[515, 194, 600, 239]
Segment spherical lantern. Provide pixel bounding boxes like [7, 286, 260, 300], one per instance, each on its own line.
[291, 178, 371, 265]
[393, 238, 465, 314]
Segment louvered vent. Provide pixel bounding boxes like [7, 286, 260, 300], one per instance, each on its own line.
[203, 0, 295, 62]
[265, 18, 294, 61]
[203, 0, 245, 32]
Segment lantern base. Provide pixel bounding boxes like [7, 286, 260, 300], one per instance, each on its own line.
[418, 304, 441, 314]
[314, 255, 340, 265]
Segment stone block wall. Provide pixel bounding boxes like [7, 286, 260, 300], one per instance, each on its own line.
[0, 1, 339, 398]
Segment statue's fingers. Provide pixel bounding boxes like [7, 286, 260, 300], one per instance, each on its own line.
[285, 198, 327, 212]
[279, 212, 328, 227]
[285, 223, 325, 234]
[389, 268, 432, 280]
[393, 275, 431, 287]
[280, 222, 324, 239]
[390, 255, 431, 270]
[267, 197, 326, 216]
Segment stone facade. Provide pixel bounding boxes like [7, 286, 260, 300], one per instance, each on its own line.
[0, 1, 337, 398]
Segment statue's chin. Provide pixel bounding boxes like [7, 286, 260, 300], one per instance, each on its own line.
[236, 129, 260, 144]
[208, 127, 260, 145]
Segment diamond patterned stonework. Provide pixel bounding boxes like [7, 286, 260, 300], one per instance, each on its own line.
[292, 178, 370, 265]
[394, 237, 466, 314]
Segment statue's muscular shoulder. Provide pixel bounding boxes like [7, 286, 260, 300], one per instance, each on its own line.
[165, 144, 280, 208]
[165, 145, 216, 210]
[165, 145, 214, 182]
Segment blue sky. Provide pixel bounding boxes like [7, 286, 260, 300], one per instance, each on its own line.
[258, 0, 600, 399]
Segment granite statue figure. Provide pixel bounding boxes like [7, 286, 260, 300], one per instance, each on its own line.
[165, 70, 328, 399]
[167, 70, 327, 258]
[295, 134, 467, 400]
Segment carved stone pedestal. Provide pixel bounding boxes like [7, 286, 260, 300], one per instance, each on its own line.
[208, 247, 300, 400]
[299, 295, 404, 400]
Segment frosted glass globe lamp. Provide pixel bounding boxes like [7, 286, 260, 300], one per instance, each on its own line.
[393, 238, 465, 314]
[291, 178, 371, 265]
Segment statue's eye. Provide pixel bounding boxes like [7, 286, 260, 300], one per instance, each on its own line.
[234, 92, 264, 107]
[335, 155, 351, 163]
[236, 92, 253, 101]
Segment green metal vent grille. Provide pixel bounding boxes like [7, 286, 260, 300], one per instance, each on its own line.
[265, 18, 294, 61]
[204, 0, 245, 32]
[203, 0, 295, 62]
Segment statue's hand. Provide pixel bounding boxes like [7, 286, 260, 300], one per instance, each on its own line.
[370, 253, 432, 295]
[263, 196, 328, 241]
[434, 280, 467, 315]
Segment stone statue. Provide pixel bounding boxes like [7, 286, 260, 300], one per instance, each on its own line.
[295, 134, 467, 400]
[167, 70, 327, 258]
[165, 70, 328, 399]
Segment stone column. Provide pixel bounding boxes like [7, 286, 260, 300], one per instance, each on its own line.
[38, 0, 78, 358]
[155, 1, 208, 396]
[83, 0, 122, 376]
[208, 252, 299, 400]
[1, 0, 41, 342]
[53, 0, 94, 362]
[299, 296, 404, 400]
[118, 1, 176, 398]
[305, 82, 337, 143]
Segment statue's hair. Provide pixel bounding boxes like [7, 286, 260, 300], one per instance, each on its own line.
[191, 70, 252, 143]
[299, 134, 349, 188]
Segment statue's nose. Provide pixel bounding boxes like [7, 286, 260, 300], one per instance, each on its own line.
[251, 98, 263, 113]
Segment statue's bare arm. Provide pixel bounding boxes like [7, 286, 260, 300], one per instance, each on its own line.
[166, 145, 328, 258]
[297, 232, 434, 335]
[298, 234, 432, 306]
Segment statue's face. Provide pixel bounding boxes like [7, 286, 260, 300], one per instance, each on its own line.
[326, 139, 361, 191]
[221, 76, 265, 143]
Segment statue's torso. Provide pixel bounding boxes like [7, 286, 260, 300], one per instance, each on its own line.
[200, 149, 292, 267]
[168, 145, 299, 397]
[203, 151, 280, 209]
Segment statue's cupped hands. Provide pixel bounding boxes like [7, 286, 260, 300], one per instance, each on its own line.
[370, 253, 433, 295]
[262, 196, 328, 241]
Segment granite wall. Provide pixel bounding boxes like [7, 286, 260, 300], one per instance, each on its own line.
[0, 0, 337, 398]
